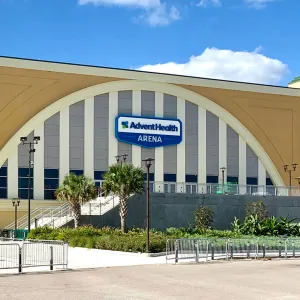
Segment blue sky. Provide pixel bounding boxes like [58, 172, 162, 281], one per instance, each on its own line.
[0, 0, 298, 86]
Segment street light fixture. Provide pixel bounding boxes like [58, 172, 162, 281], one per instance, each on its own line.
[295, 177, 300, 186]
[142, 157, 154, 253]
[284, 164, 298, 196]
[115, 154, 128, 164]
[12, 198, 20, 232]
[220, 167, 226, 194]
[20, 136, 40, 232]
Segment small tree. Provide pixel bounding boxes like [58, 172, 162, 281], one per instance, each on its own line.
[246, 200, 268, 221]
[103, 163, 145, 232]
[193, 206, 214, 230]
[55, 173, 97, 228]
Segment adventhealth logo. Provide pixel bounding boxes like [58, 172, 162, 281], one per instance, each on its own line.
[128, 121, 178, 132]
[121, 121, 128, 129]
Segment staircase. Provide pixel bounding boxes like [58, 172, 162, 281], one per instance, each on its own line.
[5, 194, 119, 230]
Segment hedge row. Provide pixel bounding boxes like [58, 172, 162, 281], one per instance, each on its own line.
[27, 226, 248, 253]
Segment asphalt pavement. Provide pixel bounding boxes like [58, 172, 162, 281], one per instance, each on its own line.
[1, 259, 300, 300]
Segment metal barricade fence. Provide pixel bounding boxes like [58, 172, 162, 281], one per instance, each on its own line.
[0, 243, 21, 270]
[166, 237, 300, 264]
[0, 239, 68, 273]
[285, 238, 300, 258]
[228, 238, 258, 259]
[23, 240, 68, 269]
[257, 238, 285, 258]
[166, 239, 208, 263]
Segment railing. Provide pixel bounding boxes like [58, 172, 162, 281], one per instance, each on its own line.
[153, 182, 300, 197]
[166, 237, 300, 264]
[0, 238, 68, 273]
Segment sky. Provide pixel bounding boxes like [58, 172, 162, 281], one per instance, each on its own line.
[0, 0, 298, 86]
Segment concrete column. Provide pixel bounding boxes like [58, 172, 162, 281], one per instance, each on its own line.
[84, 97, 94, 179]
[7, 150, 18, 198]
[198, 107, 206, 194]
[176, 98, 185, 193]
[258, 159, 266, 193]
[239, 136, 247, 194]
[59, 107, 69, 183]
[155, 92, 164, 192]
[219, 119, 227, 183]
[132, 91, 142, 167]
[33, 124, 44, 199]
[108, 92, 118, 166]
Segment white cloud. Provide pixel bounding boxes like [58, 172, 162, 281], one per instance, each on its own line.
[197, 0, 221, 7]
[78, 0, 160, 9]
[245, 0, 277, 9]
[138, 3, 180, 26]
[137, 47, 288, 85]
[78, 0, 180, 26]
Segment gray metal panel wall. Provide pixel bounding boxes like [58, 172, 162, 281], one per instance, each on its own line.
[185, 101, 198, 175]
[18, 132, 34, 167]
[44, 113, 60, 169]
[163, 94, 177, 176]
[69, 101, 84, 170]
[118, 91, 132, 163]
[227, 126, 239, 177]
[206, 111, 219, 176]
[141, 91, 155, 172]
[246, 144, 258, 178]
[94, 94, 109, 171]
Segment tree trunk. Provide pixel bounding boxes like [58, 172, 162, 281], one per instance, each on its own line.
[119, 198, 128, 233]
[121, 216, 126, 233]
[72, 203, 81, 228]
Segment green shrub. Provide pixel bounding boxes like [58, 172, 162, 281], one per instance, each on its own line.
[193, 206, 214, 230]
[232, 214, 300, 236]
[246, 200, 268, 221]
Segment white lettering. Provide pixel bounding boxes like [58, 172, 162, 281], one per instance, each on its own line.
[137, 135, 163, 143]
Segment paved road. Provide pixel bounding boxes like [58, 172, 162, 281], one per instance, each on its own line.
[1, 260, 300, 299]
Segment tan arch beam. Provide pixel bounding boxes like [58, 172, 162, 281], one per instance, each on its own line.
[0, 80, 285, 187]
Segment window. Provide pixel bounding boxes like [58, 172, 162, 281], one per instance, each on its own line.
[18, 167, 33, 177]
[186, 175, 197, 183]
[18, 189, 33, 199]
[144, 173, 154, 181]
[0, 167, 8, 198]
[18, 178, 33, 189]
[227, 176, 239, 184]
[44, 168, 59, 200]
[247, 177, 258, 185]
[70, 170, 83, 176]
[0, 189, 7, 198]
[207, 176, 218, 183]
[45, 178, 59, 190]
[266, 178, 273, 186]
[44, 169, 59, 179]
[0, 167, 7, 177]
[164, 174, 176, 182]
[94, 171, 106, 180]
[18, 167, 33, 199]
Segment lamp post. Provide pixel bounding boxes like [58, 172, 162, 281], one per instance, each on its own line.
[142, 157, 154, 253]
[220, 167, 226, 194]
[115, 154, 128, 164]
[20, 136, 40, 232]
[12, 198, 20, 232]
[284, 163, 297, 195]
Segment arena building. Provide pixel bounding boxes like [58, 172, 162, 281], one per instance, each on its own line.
[0, 56, 300, 227]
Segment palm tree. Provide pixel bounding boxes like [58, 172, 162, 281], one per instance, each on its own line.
[103, 163, 145, 232]
[55, 173, 97, 228]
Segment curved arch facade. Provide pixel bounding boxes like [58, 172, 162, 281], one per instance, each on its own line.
[0, 80, 284, 200]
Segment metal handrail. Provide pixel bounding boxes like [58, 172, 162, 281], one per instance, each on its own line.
[17, 204, 70, 229]
[4, 205, 62, 229]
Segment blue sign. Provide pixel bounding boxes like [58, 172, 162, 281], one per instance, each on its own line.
[115, 115, 182, 148]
